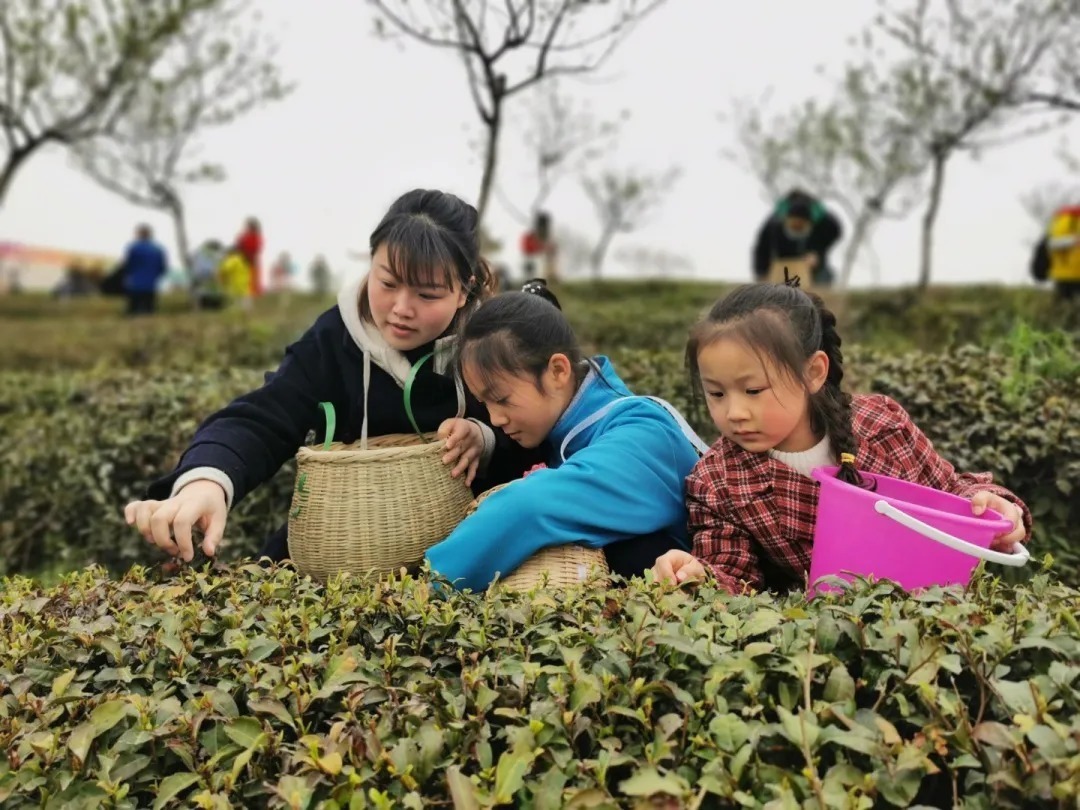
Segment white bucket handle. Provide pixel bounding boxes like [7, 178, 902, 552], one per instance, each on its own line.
[874, 500, 1030, 567]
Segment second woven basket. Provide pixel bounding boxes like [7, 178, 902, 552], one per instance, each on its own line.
[465, 482, 610, 591]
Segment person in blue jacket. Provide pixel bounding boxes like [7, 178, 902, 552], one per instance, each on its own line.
[121, 224, 169, 315]
[125, 189, 542, 565]
[425, 291, 708, 592]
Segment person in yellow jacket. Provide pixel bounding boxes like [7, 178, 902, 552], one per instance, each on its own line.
[217, 248, 254, 309]
[1030, 204, 1080, 300]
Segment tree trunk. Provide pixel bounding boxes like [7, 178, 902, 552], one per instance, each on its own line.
[475, 97, 503, 226]
[839, 211, 875, 289]
[166, 195, 192, 277]
[590, 227, 616, 278]
[0, 145, 35, 209]
[919, 151, 948, 292]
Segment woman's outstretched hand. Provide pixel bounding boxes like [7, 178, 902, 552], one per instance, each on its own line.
[124, 480, 228, 562]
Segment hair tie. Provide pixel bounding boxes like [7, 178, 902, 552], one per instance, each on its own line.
[840, 453, 856, 466]
[522, 278, 561, 310]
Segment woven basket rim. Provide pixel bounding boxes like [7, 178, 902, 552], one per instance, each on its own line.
[296, 438, 447, 463]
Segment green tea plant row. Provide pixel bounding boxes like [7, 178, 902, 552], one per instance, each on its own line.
[0, 565, 1076, 808]
[2, 285, 1078, 372]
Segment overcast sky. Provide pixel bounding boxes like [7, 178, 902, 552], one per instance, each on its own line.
[1, 0, 1076, 288]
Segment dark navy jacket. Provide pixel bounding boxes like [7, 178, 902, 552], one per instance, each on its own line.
[147, 306, 544, 556]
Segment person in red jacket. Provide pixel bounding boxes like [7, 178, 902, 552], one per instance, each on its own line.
[236, 218, 264, 297]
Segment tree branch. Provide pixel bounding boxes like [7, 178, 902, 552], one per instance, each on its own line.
[519, 0, 666, 54]
[367, 0, 472, 51]
[367, 0, 670, 223]
[1023, 91, 1080, 112]
[71, 0, 287, 227]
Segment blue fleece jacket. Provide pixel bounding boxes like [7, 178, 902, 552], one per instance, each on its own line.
[425, 356, 703, 592]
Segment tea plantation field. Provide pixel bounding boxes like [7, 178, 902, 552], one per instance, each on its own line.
[0, 283, 1077, 807]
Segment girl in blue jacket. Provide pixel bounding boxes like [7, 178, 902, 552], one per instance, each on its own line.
[125, 189, 541, 565]
[425, 291, 708, 592]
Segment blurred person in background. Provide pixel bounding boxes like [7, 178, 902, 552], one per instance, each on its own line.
[310, 254, 333, 296]
[121, 225, 169, 316]
[217, 246, 254, 311]
[190, 239, 226, 310]
[752, 189, 842, 288]
[236, 217, 264, 297]
[1030, 204, 1080, 300]
[269, 251, 297, 293]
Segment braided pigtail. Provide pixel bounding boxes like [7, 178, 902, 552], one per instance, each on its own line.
[807, 294, 870, 487]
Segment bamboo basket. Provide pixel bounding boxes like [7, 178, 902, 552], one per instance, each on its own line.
[287, 352, 473, 582]
[466, 483, 609, 591]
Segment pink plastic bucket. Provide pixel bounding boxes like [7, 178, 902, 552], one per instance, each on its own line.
[808, 466, 1029, 596]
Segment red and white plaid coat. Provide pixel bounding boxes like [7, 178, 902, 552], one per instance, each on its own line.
[688, 393, 1032, 594]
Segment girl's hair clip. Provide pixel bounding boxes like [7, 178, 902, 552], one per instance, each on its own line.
[522, 278, 548, 294]
[521, 278, 561, 310]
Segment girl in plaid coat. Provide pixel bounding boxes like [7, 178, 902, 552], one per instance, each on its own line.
[653, 280, 1032, 594]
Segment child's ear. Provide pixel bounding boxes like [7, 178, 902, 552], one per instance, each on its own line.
[805, 350, 829, 394]
[547, 353, 574, 389]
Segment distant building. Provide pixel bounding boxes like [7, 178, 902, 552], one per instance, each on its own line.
[0, 241, 120, 293]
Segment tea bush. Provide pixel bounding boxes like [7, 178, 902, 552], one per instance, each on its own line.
[856, 342, 1080, 576]
[0, 565, 1077, 808]
[1, 285, 1078, 808]
[0, 369, 291, 577]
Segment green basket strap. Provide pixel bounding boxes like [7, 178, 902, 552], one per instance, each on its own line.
[319, 351, 440, 447]
[403, 352, 434, 440]
[318, 401, 336, 450]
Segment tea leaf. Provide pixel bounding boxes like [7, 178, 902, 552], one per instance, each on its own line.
[493, 750, 534, 803]
[446, 766, 480, 810]
[993, 680, 1038, 715]
[152, 773, 201, 810]
[619, 767, 689, 797]
[50, 669, 77, 698]
[223, 717, 266, 751]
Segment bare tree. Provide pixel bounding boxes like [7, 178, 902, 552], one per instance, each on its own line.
[551, 225, 593, 278]
[870, 0, 1070, 289]
[581, 166, 680, 277]
[1021, 184, 1080, 229]
[1020, 138, 1080, 228]
[516, 80, 625, 221]
[72, 1, 290, 271]
[725, 69, 927, 288]
[1023, 0, 1080, 112]
[367, 0, 667, 224]
[733, 0, 1072, 290]
[900, 0, 1080, 115]
[1064, 142, 1080, 174]
[0, 0, 225, 208]
[491, 82, 624, 228]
